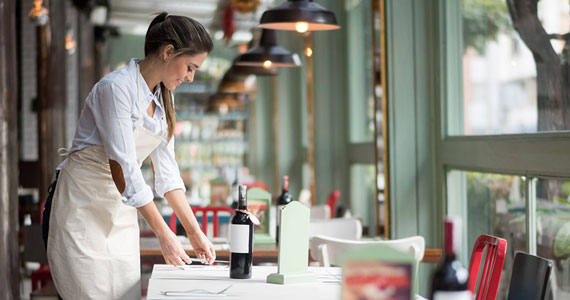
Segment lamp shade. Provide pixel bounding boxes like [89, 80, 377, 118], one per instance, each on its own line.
[259, 0, 340, 32]
[235, 29, 301, 68]
[230, 59, 278, 76]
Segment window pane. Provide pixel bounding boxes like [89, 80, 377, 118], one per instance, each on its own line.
[459, 0, 570, 135]
[535, 178, 570, 299]
[451, 171, 525, 299]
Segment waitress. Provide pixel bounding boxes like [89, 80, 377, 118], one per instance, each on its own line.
[43, 12, 214, 300]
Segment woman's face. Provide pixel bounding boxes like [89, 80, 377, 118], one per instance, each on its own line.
[162, 51, 208, 91]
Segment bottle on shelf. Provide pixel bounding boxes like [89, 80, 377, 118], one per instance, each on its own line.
[430, 217, 471, 300]
[229, 185, 254, 279]
[276, 175, 293, 245]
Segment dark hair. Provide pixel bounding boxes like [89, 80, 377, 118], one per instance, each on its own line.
[145, 12, 214, 141]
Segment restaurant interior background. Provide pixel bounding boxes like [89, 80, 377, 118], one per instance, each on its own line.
[2, 0, 570, 299]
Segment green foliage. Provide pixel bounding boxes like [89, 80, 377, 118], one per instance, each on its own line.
[462, 0, 512, 54]
[554, 222, 570, 257]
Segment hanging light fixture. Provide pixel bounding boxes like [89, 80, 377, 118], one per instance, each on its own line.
[258, 0, 340, 32]
[235, 29, 301, 68]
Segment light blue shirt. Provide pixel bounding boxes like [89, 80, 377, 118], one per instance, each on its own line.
[69, 58, 185, 207]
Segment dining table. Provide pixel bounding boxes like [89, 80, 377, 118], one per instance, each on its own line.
[139, 236, 443, 264]
[146, 264, 429, 300]
[140, 236, 279, 264]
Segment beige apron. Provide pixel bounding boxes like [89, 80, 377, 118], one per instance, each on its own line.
[47, 64, 163, 300]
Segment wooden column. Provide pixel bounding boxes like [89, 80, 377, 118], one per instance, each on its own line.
[0, 0, 21, 297]
[37, 0, 51, 205]
[36, 0, 68, 203]
[272, 76, 280, 196]
[305, 33, 316, 206]
[77, 11, 95, 110]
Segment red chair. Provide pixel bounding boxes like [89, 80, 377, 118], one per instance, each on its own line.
[169, 206, 235, 237]
[467, 234, 508, 300]
[326, 190, 340, 218]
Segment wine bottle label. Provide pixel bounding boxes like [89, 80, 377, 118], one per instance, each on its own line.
[229, 224, 250, 254]
[433, 290, 472, 300]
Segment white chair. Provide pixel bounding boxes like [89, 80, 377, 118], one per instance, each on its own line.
[309, 235, 425, 268]
[309, 218, 362, 240]
[309, 235, 425, 290]
[310, 205, 331, 219]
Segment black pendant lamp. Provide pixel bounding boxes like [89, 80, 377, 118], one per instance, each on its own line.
[235, 29, 301, 68]
[230, 59, 278, 76]
[259, 0, 340, 32]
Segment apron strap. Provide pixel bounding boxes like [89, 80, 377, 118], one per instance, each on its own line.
[57, 148, 69, 157]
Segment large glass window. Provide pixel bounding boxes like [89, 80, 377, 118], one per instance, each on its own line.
[535, 178, 570, 299]
[460, 171, 525, 299]
[442, 0, 570, 299]
[460, 0, 570, 135]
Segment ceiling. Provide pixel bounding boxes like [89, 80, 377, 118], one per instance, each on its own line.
[108, 0, 277, 42]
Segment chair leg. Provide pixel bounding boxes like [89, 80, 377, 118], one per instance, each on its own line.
[317, 244, 330, 267]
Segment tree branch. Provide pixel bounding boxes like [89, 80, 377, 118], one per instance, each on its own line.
[548, 33, 570, 41]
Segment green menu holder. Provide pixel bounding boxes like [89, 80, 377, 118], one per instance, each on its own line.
[267, 201, 318, 284]
[339, 244, 417, 299]
[246, 188, 274, 244]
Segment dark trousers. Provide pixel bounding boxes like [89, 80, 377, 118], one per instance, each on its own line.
[41, 170, 59, 249]
[41, 170, 63, 300]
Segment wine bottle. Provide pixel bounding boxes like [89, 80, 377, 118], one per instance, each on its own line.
[229, 185, 253, 279]
[430, 218, 472, 300]
[276, 175, 293, 245]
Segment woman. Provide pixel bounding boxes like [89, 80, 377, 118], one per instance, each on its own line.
[43, 12, 214, 299]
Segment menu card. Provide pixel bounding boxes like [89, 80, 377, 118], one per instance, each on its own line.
[342, 260, 412, 300]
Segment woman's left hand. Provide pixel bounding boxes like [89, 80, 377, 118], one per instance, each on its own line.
[187, 229, 216, 264]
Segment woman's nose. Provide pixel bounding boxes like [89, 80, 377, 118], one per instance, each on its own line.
[186, 72, 194, 83]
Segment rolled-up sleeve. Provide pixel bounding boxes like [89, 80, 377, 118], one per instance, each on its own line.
[149, 133, 186, 197]
[90, 82, 154, 207]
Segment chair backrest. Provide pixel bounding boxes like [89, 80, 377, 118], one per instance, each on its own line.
[467, 234, 508, 300]
[309, 218, 362, 240]
[326, 190, 340, 218]
[309, 235, 425, 292]
[310, 205, 331, 219]
[507, 252, 552, 300]
[297, 189, 312, 207]
[309, 235, 425, 268]
[169, 206, 234, 237]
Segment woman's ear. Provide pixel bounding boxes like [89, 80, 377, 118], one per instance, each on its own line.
[161, 44, 175, 61]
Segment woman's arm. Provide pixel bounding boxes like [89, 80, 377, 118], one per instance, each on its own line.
[164, 188, 216, 264]
[137, 200, 191, 266]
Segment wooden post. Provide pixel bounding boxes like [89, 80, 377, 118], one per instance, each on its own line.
[272, 76, 280, 196]
[305, 33, 316, 206]
[380, 0, 390, 240]
[0, 0, 21, 297]
[37, 3, 51, 206]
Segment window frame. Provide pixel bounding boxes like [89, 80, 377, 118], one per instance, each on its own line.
[438, 0, 570, 259]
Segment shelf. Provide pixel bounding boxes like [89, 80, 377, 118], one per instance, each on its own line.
[178, 163, 244, 170]
[175, 137, 246, 143]
[176, 111, 248, 121]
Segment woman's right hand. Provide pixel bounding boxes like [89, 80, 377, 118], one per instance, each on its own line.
[157, 229, 192, 266]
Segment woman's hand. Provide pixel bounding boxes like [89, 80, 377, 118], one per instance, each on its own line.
[157, 229, 192, 266]
[187, 229, 216, 264]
